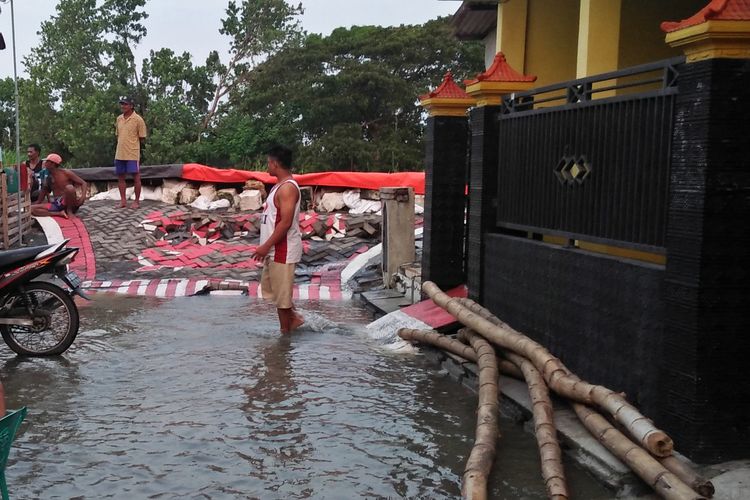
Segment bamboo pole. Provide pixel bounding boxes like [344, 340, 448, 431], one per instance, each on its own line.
[398, 328, 523, 379]
[496, 358, 523, 380]
[658, 456, 714, 498]
[572, 404, 705, 500]
[503, 350, 569, 500]
[461, 329, 499, 500]
[422, 282, 674, 458]
[398, 328, 478, 362]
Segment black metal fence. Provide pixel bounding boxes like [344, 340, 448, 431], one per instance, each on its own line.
[495, 58, 684, 252]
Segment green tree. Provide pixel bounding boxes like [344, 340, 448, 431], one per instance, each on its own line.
[139, 48, 215, 163]
[201, 0, 303, 131]
[227, 17, 483, 171]
[23, 0, 148, 166]
[1, 78, 65, 161]
[0, 78, 15, 151]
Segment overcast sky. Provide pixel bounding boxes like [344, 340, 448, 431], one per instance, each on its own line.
[0, 0, 459, 79]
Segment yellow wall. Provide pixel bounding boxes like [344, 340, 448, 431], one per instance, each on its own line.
[486, 0, 708, 83]
[523, 0, 580, 87]
[496, 0, 528, 73]
[617, 0, 707, 69]
[577, 0, 622, 78]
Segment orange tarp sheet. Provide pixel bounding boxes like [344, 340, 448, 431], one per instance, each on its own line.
[182, 163, 426, 195]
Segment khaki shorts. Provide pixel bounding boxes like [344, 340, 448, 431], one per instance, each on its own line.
[260, 259, 296, 309]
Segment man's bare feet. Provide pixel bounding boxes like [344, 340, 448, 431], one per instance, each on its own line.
[118, 202, 127, 209]
[289, 313, 305, 332]
[131, 201, 140, 209]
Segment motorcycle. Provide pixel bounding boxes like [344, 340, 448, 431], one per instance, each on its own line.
[0, 240, 88, 356]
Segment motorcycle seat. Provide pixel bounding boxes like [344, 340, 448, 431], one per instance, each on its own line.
[0, 244, 56, 271]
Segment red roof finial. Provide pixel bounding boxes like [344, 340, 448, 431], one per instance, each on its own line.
[661, 0, 750, 33]
[464, 52, 537, 85]
[419, 71, 472, 100]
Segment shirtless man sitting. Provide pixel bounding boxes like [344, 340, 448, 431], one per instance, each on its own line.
[30, 153, 87, 220]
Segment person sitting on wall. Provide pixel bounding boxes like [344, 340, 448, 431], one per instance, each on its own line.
[30, 154, 87, 220]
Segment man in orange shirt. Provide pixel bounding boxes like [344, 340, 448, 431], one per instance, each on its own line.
[114, 96, 147, 209]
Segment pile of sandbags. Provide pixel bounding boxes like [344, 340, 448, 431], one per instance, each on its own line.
[217, 188, 240, 207]
[162, 179, 189, 204]
[244, 180, 267, 199]
[343, 189, 382, 214]
[239, 190, 263, 211]
[319, 192, 346, 212]
[179, 186, 199, 205]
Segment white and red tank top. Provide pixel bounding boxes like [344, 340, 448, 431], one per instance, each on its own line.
[260, 178, 302, 264]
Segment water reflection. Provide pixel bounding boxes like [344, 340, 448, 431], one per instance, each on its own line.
[0, 296, 611, 499]
[241, 337, 312, 478]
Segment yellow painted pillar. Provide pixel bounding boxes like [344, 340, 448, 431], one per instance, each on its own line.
[577, 0, 622, 78]
[496, 0, 528, 73]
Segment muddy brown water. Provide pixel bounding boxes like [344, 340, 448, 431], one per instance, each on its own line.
[0, 295, 612, 499]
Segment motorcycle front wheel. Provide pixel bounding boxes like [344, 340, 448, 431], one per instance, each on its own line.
[1, 281, 80, 356]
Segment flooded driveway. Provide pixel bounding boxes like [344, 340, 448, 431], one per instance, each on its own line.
[1, 295, 610, 499]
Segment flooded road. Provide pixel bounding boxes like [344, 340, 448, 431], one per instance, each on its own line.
[1, 295, 611, 499]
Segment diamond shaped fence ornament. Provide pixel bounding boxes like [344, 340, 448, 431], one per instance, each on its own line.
[554, 156, 591, 186]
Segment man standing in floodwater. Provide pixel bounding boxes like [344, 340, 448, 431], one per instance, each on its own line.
[114, 96, 147, 209]
[252, 145, 305, 334]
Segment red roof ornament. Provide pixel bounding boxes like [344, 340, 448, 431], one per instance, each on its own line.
[419, 72, 472, 101]
[464, 52, 537, 86]
[661, 0, 750, 33]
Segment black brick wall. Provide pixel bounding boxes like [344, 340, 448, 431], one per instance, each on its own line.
[422, 116, 469, 289]
[483, 234, 665, 415]
[662, 59, 750, 462]
[467, 107, 500, 301]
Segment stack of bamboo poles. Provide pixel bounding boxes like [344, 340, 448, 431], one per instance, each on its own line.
[398, 282, 715, 500]
[0, 173, 32, 249]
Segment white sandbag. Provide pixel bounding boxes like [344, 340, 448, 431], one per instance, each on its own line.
[342, 189, 381, 214]
[90, 188, 119, 201]
[140, 185, 163, 201]
[239, 189, 263, 211]
[179, 186, 199, 205]
[208, 199, 231, 210]
[343, 189, 362, 209]
[217, 188, 239, 207]
[198, 184, 217, 201]
[319, 192, 345, 212]
[190, 194, 213, 211]
[415, 195, 425, 215]
[244, 180, 267, 199]
[162, 179, 188, 204]
[349, 199, 382, 215]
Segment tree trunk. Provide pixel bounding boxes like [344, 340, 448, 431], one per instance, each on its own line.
[421, 282, 674, 458]
[572, 404, 705, 500]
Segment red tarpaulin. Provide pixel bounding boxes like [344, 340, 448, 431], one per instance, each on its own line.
[182, 163, 425, 195]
